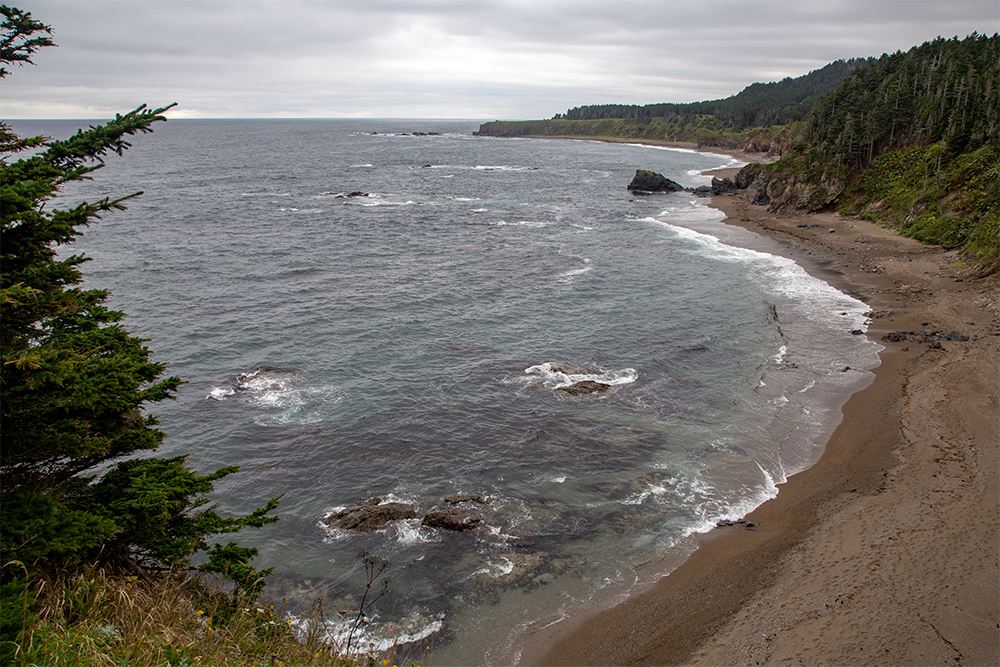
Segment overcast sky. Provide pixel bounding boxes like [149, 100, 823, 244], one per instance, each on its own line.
[3, 0, 998, 120]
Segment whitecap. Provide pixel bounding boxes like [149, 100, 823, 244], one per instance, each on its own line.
[289, 607, 444, 656]
[522, 362, 638, 390]
[395, 519, 438, 546]
[206, 387, 235, 400]
[558, 258, 592, 282]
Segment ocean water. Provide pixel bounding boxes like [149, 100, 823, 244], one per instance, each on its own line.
[17, 119, 881, 664]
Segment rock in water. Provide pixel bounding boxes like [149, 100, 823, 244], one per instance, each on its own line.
[327, 499, 417, 531]
[422, 508, 485, 531]
[558, 380, 611, 395]
[627, 169, 685, 193]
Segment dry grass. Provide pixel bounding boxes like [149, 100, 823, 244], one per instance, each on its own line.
[5, 566, 375, 667]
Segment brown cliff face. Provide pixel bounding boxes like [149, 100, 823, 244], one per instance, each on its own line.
[735, 159, 845, 214]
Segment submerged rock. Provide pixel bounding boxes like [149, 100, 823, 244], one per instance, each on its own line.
[444, 494, 490, 505]
[422, 508, 485, 531]
[327, 498, 417, 531]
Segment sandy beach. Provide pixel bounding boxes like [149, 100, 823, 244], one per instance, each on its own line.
[523, 153, 1000, 666]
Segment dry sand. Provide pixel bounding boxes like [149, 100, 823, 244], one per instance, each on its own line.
[526, 156, 1000, 666]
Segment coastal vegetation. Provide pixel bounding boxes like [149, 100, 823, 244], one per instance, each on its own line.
[0, 7, 365, 665]
[477, 32, 1000, 273]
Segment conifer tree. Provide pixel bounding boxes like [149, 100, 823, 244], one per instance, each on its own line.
[0, 2, 279, 590]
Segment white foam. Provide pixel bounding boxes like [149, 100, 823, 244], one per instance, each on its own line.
[558, 264, 592, 282]
[649, 218, 873, 331]
[352, 199, 420, 207]
[473, 165, 530, 171]
[490, 220, 549, 227]
[290, 608, 444, 656]
[472, 556, 516, 579]
[523, 362, 638, 390]
[395, 520, 438, 546]
[772, 345, 788, 365]
[206, 387, 235, 400]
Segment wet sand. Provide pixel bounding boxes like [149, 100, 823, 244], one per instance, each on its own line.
[524, 157, 999, 666]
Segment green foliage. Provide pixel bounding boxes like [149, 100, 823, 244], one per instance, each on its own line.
[830, 141, 999, 270]
[0, 101, 283, 573]
[89, 458, 280, 569]
[0, 5, 54, 78]
[200, 543, 275, 602]
[0, 564, 35, 666]
[808, 33, 1000, 173]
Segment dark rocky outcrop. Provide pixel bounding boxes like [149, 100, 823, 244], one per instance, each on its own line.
[710, 176, 739, 196]
[326, 498, 417, 531]
[735, 163, 767, 190]
[557, 380, 611, 395]
[881, 329, 972, 344]
[733, 160, 845, 214]
[422, 508, 485, 531]
[627, 169, 685, 193]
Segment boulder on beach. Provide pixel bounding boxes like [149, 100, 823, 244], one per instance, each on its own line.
[711, 176, 739, 195]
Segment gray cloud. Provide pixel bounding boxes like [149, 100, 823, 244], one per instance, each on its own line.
[3, 0, 997, 119]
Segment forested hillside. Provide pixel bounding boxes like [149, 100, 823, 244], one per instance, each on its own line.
[744, 32, 998, 273]
[557, 59, 868, 129]
[477, 60, 868, 150]
[807, 33, 998, 172]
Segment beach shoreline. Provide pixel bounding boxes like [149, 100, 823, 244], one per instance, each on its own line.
[520, 156, 999, 665]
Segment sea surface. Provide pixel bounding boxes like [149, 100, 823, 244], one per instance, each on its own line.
[15, 119, 881, 664]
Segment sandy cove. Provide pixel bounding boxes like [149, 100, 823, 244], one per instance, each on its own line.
[522, 154, 999, 666]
